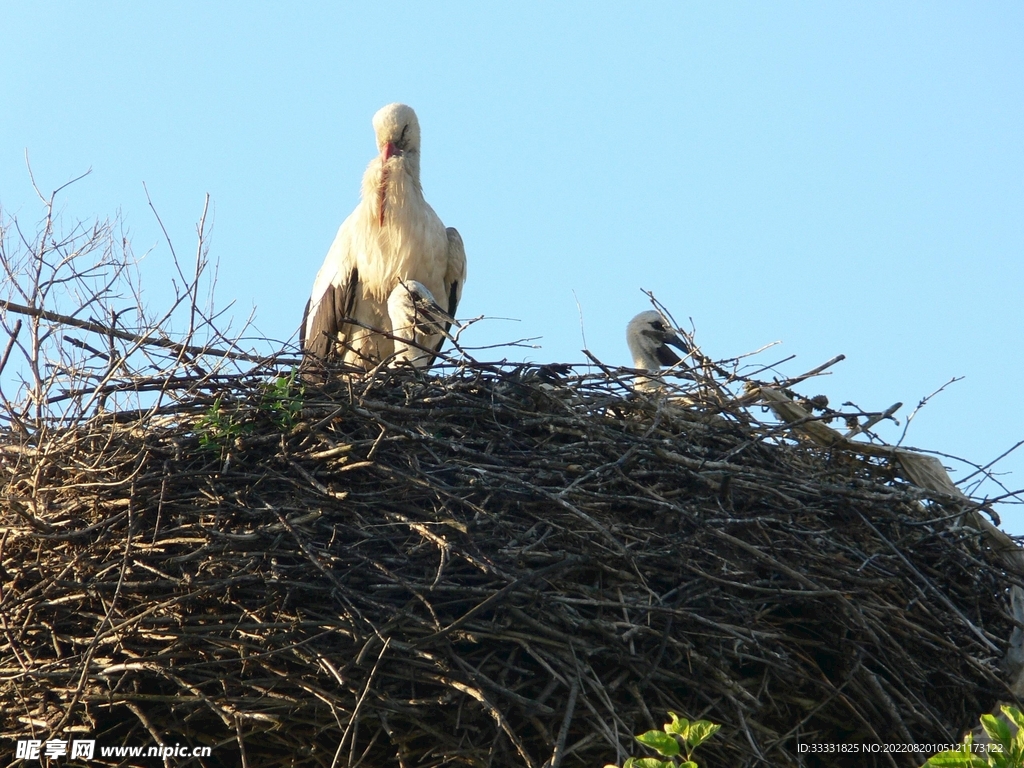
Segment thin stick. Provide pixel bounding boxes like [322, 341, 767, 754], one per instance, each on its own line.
[0, 298, 269, 363]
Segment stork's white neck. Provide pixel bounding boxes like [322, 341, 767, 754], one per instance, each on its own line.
[627, 332, 664, 372]
[362, 155, 423, 230]
[631, 345, 663, 372]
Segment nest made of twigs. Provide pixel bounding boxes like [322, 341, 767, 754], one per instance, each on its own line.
[0, 356, 1019, 768]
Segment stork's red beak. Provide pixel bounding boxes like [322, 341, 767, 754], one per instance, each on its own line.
[383, 141, 397, 161]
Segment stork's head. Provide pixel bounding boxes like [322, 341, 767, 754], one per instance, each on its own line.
[626, 311, 689, 371]
[387, 280, 451, 337]
[373, 103, 421, 162]
[371, 104, 422, 226]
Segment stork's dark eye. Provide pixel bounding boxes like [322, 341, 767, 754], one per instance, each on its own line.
[398, 124, 409, 148]
[651, 321, 665, 331]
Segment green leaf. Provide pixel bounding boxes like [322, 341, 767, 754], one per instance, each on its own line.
[628, 758, 671, 768]
[685, 720, 721, 749]
[982, 714, 1014, 751]
[921, 750, 989, 767]
[663, 712, 690, 739]
[1014, 726, 1024, 762]
[679, 762, 698, 768]
[1003, 705, 1024, 732]
[636, 731, 681, 757]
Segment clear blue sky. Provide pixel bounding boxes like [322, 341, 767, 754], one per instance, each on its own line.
[2, 4, 1022, 531]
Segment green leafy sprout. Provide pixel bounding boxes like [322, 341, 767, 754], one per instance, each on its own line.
[196, 369, 304, 454]
[259, 368, 304, 431]
[606, 712, 721, 768]
[195, 394, 251, 454]
[922, 705, 1024, 768]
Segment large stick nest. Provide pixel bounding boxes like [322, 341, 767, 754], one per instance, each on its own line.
[0, 356, 1020, 768]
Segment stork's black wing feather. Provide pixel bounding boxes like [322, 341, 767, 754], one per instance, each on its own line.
[429, 279, 460, 360]
[301, 267, 359, 363]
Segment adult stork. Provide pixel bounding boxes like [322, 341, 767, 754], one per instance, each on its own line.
[626, 311, 689, 390]
[301, 103, 466, 371]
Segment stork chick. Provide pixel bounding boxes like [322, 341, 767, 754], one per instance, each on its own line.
[626, 311, 689, 390]
[387, 280, 455, 369]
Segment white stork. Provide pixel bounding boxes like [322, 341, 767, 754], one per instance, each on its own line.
[626, 311, 689, 390]
[386, 280, 455, 369]
[301, 103, 466, 371]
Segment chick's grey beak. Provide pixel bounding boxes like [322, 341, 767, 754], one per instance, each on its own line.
[664, 332, 689, 354]
[415, 297, 455, 326]
[655, 343, 683, 367]
[654, 331, 689, 367]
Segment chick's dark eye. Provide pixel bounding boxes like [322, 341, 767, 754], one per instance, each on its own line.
[651, 321, 664, 331]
